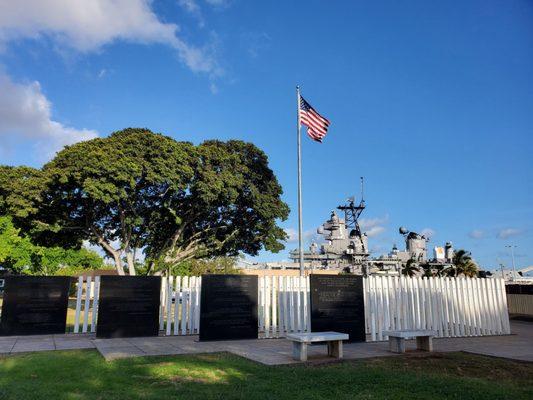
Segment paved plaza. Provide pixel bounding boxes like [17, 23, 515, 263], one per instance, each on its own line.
[1, 320, 531, 364]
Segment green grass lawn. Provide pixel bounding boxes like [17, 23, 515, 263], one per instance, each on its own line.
[0, 351, 531, 400]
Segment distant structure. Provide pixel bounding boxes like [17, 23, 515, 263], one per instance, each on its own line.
[245, 186, 459, 275]
[367, 228, 455, 275]
[499, 265, 533, 283]
[288, 178, 370, 273]
[288, 207, 369, 272]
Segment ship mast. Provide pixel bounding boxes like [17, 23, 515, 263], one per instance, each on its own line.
[337, 177, 366, 246]
[337, 177, 368, 274]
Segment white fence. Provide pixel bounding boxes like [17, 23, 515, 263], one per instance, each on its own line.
[73, 276, 100, 333]
[259, 276, 311, 338]
[364, 276, 510, 340]
[159, 276, 201, 336]
[73, 275, 511, 340]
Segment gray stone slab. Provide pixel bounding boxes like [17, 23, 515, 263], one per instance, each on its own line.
[0, 321, 531, 365]
[92, 338, 132, 348]
[54, 334, 95, 340]
[0, 338, 17, 347]
[55, 340, 95, 350]
[383, 329, 437, 338]
[11, 341, 55, 353]
[10, 335, 55, 341]
[0, 344, 15, 354]
[287, 331, 349, 343]
[125, 337, 167, 347]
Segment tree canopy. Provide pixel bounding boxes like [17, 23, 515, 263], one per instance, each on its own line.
[0, 128, 289, 275]
[0, 215, 103, 275]
[449, 249, 479, 277]
[145, 139, 289, 272]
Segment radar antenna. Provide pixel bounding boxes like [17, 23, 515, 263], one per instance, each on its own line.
[337, 177, 367, 253]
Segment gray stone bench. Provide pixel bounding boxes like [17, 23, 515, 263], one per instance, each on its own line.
[286, 331, 349, 361]
[383, 330, 437, 353]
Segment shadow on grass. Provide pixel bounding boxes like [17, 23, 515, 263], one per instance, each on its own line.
[0, 350, 532, 400]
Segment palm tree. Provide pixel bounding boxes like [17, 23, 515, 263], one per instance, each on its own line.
[450, 249, 479, 278]
[462, 261, 479, 278]
[433, 264, 446, 277]
[401, 259, 419, 277]
[420, 263, 434, 278]
[443, 265, 456, 277]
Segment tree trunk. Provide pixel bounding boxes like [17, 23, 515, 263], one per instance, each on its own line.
[126, 251, 136, 276]
[113, 253, 125, 275]
[91, 226, 125, 275]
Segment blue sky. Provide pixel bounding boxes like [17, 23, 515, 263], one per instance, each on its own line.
[0, 0, 531, 270]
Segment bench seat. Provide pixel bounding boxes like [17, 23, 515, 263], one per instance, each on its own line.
[286, 331, 349, 361]
[383, 330, 437, 353]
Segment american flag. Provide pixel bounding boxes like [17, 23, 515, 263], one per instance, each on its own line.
[299, 95, 330, 143]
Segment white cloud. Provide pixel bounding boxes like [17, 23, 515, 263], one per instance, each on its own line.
[421, 228, 435, 238]
[359, 215, 388, 230]
[179, 0, 205, 28]
[284, 228, 319, 244]
[359, 215, 388, 238]
[243, 31, 271, 58]
[284, 228, 298, 243]
[209, 82, 219, 94]
[204, 0, 230, 7]
[497, 228, 524, 239]
[0, 0, 220, 76]
[0, 71, 98, 159]
[469, 229, 485, 239]
[369, 245, 386, 254]
[365, 226, 386, 238]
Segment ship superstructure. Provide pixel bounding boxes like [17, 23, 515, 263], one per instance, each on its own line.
[279, 190, 457, 275]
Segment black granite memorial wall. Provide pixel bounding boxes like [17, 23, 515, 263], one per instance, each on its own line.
[199, 274, 258, 341]
[310, 274, 365, 342]
[96, 276, 161, 338]
[0, 276, 71, 336]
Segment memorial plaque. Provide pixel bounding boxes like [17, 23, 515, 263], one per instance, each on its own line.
[310, 275, 365, 342]
[0, 276, 70, 336]
[200, 275, 258, 341]
[96, 276, 161, 338]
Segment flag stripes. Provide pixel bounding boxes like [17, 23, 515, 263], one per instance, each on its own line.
[299, 95, 330, 142]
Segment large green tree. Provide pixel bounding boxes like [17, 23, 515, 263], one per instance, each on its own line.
[0, 214, 33, 272]
[0, 215, 103, 275]
[1, 128, 289, 275]
[145, 139, 289, 272]
[35, 128, 195, 275]
[0, 166, 44, 223]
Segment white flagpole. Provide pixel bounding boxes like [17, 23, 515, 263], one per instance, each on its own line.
[296, 85, 304, 276]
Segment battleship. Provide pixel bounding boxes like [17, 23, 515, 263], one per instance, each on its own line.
[284, 195, 456, 275]
[246, 181, 457, 275]
[239, 182, 531, 280]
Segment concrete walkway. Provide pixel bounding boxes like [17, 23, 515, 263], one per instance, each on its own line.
[1, 321, 531, 364]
